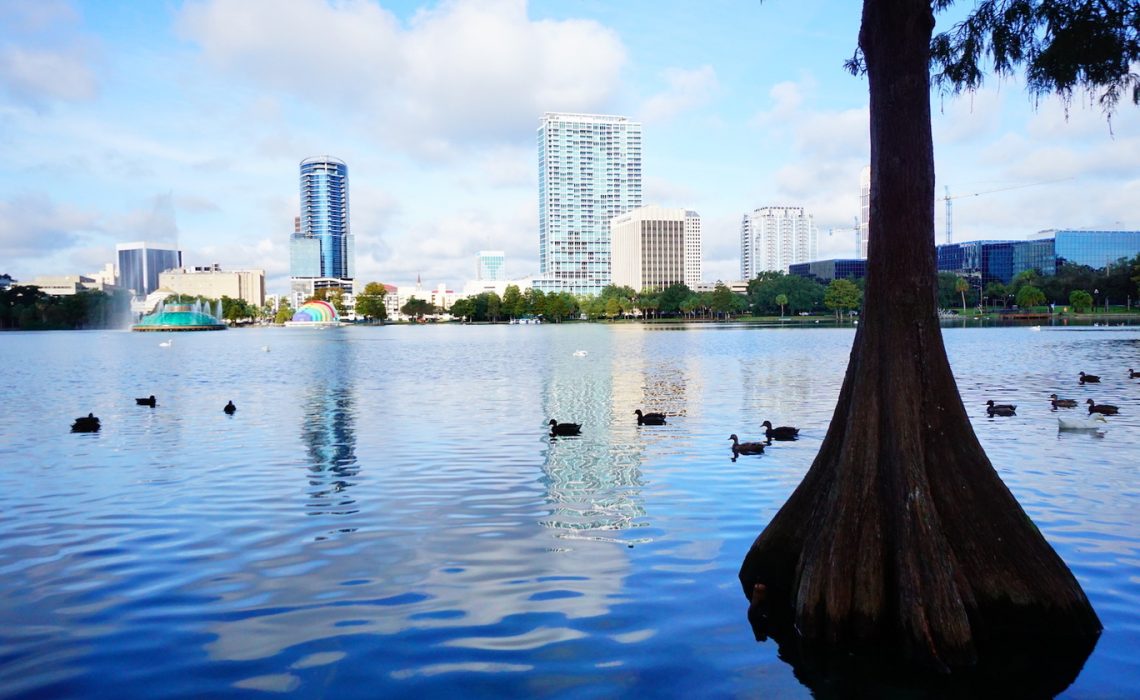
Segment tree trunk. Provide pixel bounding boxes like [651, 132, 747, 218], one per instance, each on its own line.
[739, 0, 1100, 681]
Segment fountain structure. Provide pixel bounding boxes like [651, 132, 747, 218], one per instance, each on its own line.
[132, 299, 227, 332]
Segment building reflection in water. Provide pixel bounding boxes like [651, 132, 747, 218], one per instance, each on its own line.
[301, 340, 358, 523]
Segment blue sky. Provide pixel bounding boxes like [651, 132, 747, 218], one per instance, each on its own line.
[2, 0, 1137, 295]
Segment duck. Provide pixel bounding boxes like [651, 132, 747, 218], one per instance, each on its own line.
[1058, 414, 1108, 431]
[985, 399, 1017, 412]
[224, 400, 237, 415]
[986, 404, 1017, 417]
[760, 420, 799, 441]
[135, 395, 157, 407]
[548, 419, 581, 436]
[729, 434, 765, 455]
[1086, 399, 1119, 416]
[1129, 368, 1139, 379]
[634, 409, 667, 425]
[1048, 393, 1077, 408]
[71, 413, 101, 432]
[159, 338, 174, 348]
[1078, 371, 1100, 384]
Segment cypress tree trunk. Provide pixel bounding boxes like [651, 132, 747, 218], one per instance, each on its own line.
[739, 0, 1101, 677]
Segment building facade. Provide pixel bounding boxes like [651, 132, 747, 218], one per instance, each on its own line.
[116, 242, 182, 298]
[536, 112, 642, 296]
[740, 206, 818, 279]
[476, 251, 506, 281]
[789, 259, 868, 284]
[159, 265, 266, 307]
[936, 229, 1140, 288]
[1035, 228, 1140, 269]
[290, 156, 353, 306]
[610, 206, 701, 291]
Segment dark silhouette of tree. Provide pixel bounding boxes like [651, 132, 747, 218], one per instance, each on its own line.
[740, 0, 1117, 685]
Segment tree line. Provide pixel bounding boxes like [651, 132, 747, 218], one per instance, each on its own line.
[939, 254, 1140, 312]
[0, 285, 133, 330]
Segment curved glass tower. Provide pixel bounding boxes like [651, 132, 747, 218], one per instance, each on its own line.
[298, 156, 351, 280]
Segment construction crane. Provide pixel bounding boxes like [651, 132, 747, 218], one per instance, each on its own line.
[942, 178, 1074, 244]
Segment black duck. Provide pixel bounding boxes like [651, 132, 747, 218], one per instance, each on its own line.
[634, 409, 667, 425]
[729, 434, 765, 455]
[1048, 393, 1077, 408]
[224, 400, 237, 415]
[760, 420, 799, 441]
[135, 395, 156, 407]
[1079, 371, 1101, 384]
[71, 413, 100, 432]
[1086, 399, 1119, 416]
[549, 419, 581, 436]
[985, 399, 1017, 411]
[987, 405, 1017, 417]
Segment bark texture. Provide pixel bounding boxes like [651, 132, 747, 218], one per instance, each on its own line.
[739, 0, 1101, 677]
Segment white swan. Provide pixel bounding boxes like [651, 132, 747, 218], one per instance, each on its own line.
[159, 338, 173, 348]
[1058, 414, 1108, 431]
[261, 345, 270, 352]
[573, 350, 588, 357]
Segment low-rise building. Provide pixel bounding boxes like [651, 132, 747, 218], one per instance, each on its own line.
[160, 265, 266, 307]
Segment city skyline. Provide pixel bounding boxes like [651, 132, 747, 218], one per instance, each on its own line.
[1, 1, 1137, 295]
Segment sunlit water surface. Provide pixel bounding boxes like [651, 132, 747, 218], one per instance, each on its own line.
[1, 324, 1137, 698]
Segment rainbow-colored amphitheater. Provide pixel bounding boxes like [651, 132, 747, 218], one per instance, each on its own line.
[290, 300, 339, 324]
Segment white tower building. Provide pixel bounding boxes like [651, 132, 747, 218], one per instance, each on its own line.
[536, 112, 643, 296]
[739, 206, 818, 278]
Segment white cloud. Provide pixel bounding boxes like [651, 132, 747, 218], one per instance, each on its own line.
[0, 0, 100, 109]
[0, 193, 100, 259]
[177, 0, 627, 155]
[640, 65, 719, 123]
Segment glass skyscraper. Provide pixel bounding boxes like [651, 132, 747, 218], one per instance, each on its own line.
[116, 241, 182, 298]
[292, 156, 352, 281]
[476, 251, 506, 281]
[536, 113, 642, 296]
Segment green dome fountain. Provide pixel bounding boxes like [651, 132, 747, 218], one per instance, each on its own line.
[133, 300, 227, 332]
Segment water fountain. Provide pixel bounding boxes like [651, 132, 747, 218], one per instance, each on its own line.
[132, 298, 227, 332]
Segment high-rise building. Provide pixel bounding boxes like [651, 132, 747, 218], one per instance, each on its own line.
[859, 165, 871, 259]
[116, 241, 182, 298]
[476, 251, 506, 281]
[611, 206, 701, 291]
[536, 112, 642, 296]
[290, 156, 353, 306]
[739, 206, 818, 279]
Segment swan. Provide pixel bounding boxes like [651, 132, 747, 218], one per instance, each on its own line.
[549, 419, 581, 436]
[159, 338, 173, 348]
[224, 400, 236, 415]
[729, 434, 765, 455]
[761, 420, 799, 441]
[634, 409, 666, 425]
[261, 345, 270, 352]
[572, 350, 588, 357]
[1058, 414, 1108, 431]
[1030, 325, 1041, 331]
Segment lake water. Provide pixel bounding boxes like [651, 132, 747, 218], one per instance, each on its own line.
[1, 324, 1137, 698]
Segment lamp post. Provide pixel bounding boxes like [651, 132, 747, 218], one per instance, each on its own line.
[1094, 288, 1099, 314]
